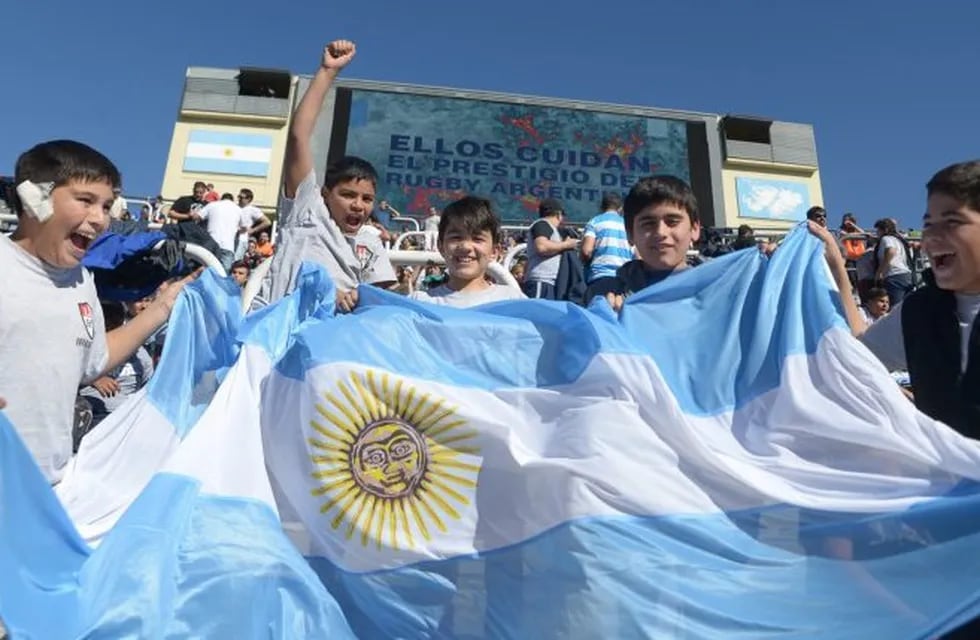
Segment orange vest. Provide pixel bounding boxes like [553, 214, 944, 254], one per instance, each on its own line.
[842, 237, 866, 261]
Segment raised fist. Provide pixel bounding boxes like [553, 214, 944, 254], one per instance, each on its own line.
[322, 40, 356, 70]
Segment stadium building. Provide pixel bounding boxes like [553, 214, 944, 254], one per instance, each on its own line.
[161, 66, 823, 230]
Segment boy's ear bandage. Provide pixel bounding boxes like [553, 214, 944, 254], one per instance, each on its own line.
[16, 180, 55, 222]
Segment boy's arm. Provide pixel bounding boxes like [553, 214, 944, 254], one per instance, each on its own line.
[102, 273, 197, 374]
[284, 40, 356, 198]
[809, 222, 866, 336]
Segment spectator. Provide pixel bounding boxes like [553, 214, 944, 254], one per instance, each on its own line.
[169, 181, 207, 222]
[0, 139, 192, 483]
[872, 217, 914, 306]
[237, 188, 272, 258]
[255, 230, 274, 258]
[194, 192, 243, 270]
[244, 237, 262, 269]
[524, 197, 577, 299]
[79, 301, 154, 429]
[580, 192, 631, 284]
[859, 286, 890, 325]
[390, 265, 414, 295]
[840, 213, 867, 262]
[230, 261, 250, 287]
[410, 195, 525, 307]
[732, 224, 757, 250]
[585, 176, 702, 310]
[258, 39, 395, 313]
[806, 206, 828, 228]
[149, 195, 167, 224]
[510, 259, 526, 284]
[203, 183, 220, 203]
[108, 187, 128, 220]
[423, 205, 441, 251]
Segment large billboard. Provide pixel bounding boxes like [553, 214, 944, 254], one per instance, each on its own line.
[330, 88, 694, 224]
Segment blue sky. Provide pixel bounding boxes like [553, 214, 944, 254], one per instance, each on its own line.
[3, 0, 977, 230]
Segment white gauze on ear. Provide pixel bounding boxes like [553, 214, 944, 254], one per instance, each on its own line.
[16, 180, 55, 222]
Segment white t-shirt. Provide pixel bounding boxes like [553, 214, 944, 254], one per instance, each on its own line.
[410, 283, 526, 308]
[0, 234, 108, 483]
[109, 196, 128, 220]
[860, 293, 980, 373]
[423, 215, 441, 233]
[239, 204, 266, 230]
[260, 170, 396, 303]
[198, 200, 246, 252]
[876, 236, 911, 277]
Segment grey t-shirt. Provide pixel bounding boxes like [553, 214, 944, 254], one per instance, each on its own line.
[0, 234, 108, 483]
[860, 293, 980, 372]
[410, 283, 526, 308]
[260, 170, 396, 303]
[525, 219, 562, 285]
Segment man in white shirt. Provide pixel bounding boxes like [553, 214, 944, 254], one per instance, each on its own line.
[423, 206, 441, 251]
[236, 188, 272, 259]
[195, 192, 245, 270]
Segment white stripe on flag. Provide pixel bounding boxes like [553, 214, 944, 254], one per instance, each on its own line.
[185, 142, 271, 164]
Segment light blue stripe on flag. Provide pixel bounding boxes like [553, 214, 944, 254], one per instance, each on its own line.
[188, 130, 272, 148]
[182, 157, 270, 177]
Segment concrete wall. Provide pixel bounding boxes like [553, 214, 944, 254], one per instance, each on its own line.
[159, 68, 298, 214]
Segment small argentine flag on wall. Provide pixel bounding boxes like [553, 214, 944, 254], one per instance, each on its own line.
[183, 129, 273, 177]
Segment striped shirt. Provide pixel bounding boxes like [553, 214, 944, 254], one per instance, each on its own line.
[583, 211, 631, 282]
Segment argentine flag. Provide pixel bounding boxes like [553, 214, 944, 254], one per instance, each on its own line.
[3, 227, 980, 638]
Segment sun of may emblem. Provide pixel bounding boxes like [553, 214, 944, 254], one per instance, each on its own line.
[308, 370, 481, 550]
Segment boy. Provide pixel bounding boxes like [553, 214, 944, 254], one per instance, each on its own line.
[230, 261, 250, 287]
[260, 39, 395, 312]
[79, 301, 154, 429]
[0, 140, 191, 483]
[859, 287, 890, 325]
[585, 175, 702, 311]
[858, 160, 980, 442]
[410, 196, 525, 308]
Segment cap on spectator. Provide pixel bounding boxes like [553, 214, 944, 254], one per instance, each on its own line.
[539, 197, 564, 217]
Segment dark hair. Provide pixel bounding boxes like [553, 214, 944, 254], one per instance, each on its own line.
[239, 188, 254, 200]
[438, 196, 502, 245]
[221, 192, 234, 201]
[324, 156, 378, 190]
[230, 261, 249, 272]
[806, 206, 827, 221]
[100, 300, 127, 332]
[193, 181, 207, 190]
[864, 286, 888, 303]
[600, 192, 623, 212]
[873, 217, 898, 235]
[623, 175, 699, 232]
[927, 161, 980, 212]
[12, 140, 121, 215]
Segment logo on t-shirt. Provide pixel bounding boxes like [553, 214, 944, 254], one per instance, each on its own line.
[355, 244, 377, 272]
[78, 302, 95, 339]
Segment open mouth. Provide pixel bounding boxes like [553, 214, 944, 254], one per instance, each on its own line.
[932, 252, 955, 270]
[344, 215, 363, 229]
[69, 232, 94, 253]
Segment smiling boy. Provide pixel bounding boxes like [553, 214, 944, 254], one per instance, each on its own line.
[260, 39, 395, 310]
[410, 196, 525, 307]
[0, 140, 191, 482]
[585, 175, 701, 311]
[859, 160, 980, 439]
